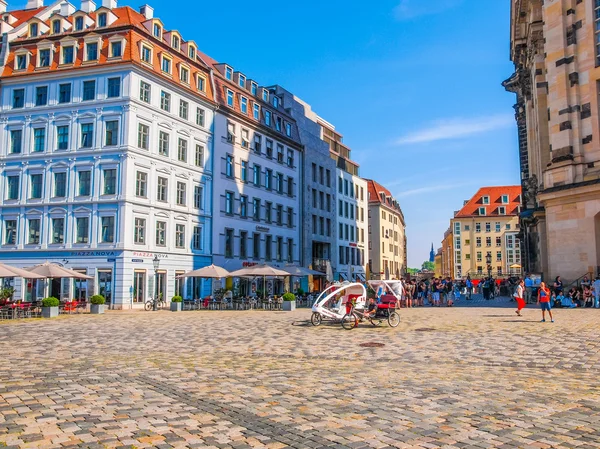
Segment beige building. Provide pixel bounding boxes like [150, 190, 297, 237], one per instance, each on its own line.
[449, 187, 522, 279]
[434, 249, 443, 278]
[505, 0, 600, 282]
[440, 227, 454, 278]
[366, 180, 406, 279]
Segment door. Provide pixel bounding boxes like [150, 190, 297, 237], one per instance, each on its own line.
[133, 270, 146, 303]
[156, 271, 166, 302]
[98, 270, 113, 306]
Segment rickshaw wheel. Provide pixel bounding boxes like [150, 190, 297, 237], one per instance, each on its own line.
[311, 312, 322, 326]
[341, 313, 358, 330]
[388, 311, 400, 328]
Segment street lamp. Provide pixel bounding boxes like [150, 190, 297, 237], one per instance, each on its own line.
[485, 253, 492, 279]
[152, 255, 160, 311]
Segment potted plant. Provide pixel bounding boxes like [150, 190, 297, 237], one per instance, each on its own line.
[282, 292, 296, 311]
[41, 297, 60, 318]
[90, 294, 105, 314]
[296, 288, 305, 297]
[171, 295, 183, 312]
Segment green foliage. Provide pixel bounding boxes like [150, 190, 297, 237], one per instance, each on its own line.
[407, 268, 420, 275]
[421, 261, 435, 272]
[256, 289, 264, 298]
[0, 287, 15, 301]
[171, 295, 183, 303]
[282, 292, 296, 301]
[90, 294, 105, 305]
[296, 288, 305, 296]
[42, 297, 60, 307]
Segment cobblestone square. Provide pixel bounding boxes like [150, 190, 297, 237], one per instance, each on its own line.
[1, 300, 599, 448]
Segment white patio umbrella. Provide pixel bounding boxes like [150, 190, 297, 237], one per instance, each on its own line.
[0, 263, 45, 279]
[281, 266, 324, 277]
[228, 264, 290, 300]
[176, 264, 230, 279]
[24, 262, 93, 279]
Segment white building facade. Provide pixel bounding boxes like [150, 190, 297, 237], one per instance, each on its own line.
[0, 0, 215, 307]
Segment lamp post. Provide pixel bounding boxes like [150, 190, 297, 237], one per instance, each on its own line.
[152, 255, 160, 311]
[485, 253, 492, 279]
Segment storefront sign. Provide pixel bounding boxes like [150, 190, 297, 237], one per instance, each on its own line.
[132, 252, 168, 259]
[70, 251, 118, 257]
[242, 261, 258, 267]
[132, 259, 144, 263]
[255, 226, 270, 232]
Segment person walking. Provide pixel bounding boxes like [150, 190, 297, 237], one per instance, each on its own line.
[537, 281, 553, 322]
[514, 279, 525, 316]
[524, 274, 533, 304]
[466, 276, 473, 300]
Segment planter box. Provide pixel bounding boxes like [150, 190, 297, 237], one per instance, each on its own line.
[170, 302, 182, 312]
[282, 300, 296, 312]
[42, 306, 59, 318]
[90, 304, 105, 314]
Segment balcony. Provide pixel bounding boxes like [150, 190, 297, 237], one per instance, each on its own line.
[312, 258, 331, 273]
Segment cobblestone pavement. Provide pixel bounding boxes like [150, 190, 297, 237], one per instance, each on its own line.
[1, 299, 600, 449]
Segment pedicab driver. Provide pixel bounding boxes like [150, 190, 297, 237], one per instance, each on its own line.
[364, 297, 378, 319]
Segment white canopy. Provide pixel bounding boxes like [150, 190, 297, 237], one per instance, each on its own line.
[177, 264, 230, 279]
[24, 262, 93, 279]
[0, 262, 45, 279]
[228, 264, 290, 278]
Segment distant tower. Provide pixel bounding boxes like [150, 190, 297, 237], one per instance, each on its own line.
[429, 243, 435, 262]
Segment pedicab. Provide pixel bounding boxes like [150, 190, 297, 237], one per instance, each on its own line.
[310, 282, 367, 327]
[340, 280, 402, 329]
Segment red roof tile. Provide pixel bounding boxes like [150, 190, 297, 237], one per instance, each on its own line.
[454, 186, 522, 218]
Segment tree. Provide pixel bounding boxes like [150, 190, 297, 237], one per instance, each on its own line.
[422, 261, 435, 272]
[407, 268, 420, 275]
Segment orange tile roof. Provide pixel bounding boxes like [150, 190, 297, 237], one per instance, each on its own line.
[9, 7, 44, 27]
[365, 179, 403, 215]
[454, 186, 522, 218]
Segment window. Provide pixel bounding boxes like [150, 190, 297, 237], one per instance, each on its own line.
[39, 49, 51, 67]
[159, 131, 169, 156]
[53, 172, 66, 197]
[179, 100, 188, 119]
[160, 91, 171, 111]
[277, 144, 284, 163]
[225, 66, 233, 80]
[240, 96, 248, 114]
[262, 89, 269, 102]
[225, 229, 233, 258]
[196, 108, 205, 127]
[239, 231, 247, 258]
[482, 196, 490, 205]
[7, 176, 19, 200]
[477, 252, 482, 262]
[285, 123, 292, 137]
[265, 169, 272, 190]
[496, 251, 502, 262]
[103, 169, 116, 195]
[98, 12, 107, 27]
[226, 89, 234, 107]
[506, 224, 511, 230]
[80, 123, 94, 148]
[105, 120, 118, 146]
[78, 171, 91, 196]
[253, 103, 260, 120]
[30, 22, 38, 37]
[140, 81, 150, 102]
[62, 46, 74, 64]
[254, 134, 262, 153]
[476, 237, 481, 247]
[241, 129, 249, 148]
[76, 217, 89, 243]
[475, 223, 481, 233]
[135, 171, 147, 197]
[240, 195, 248, 218]
[287, 177, 293, 196]
[176, 182, 186, 206]
[52, 218, 64, 244]
[157, 177, 168, 202]
[192, 226, 202, 250]
[16, 54, 27, 70]
[86, 42, 98, 61]
[177, 138, 187, 162]
[197, 75, 205, 92]
[193, 185, 203, 209]
[486, 237, 492, 247]
[287, 150, 294, 167]
[264, 110, 271, 126]
[12, 89, 24, 108]
[10, 130, 22, 154]
[253, 198, 260, 221]
[28, 219, 40, 244]
[266, 139, 273, 158]
[175, 224, 185, 248]
[180, 66, 189, 84]
[82, 80, 96, 101]
[276, 204, 283, 225]
[227, 122, 235, 143]
[107, 78, 121, 98]
[502, 195, 509, 204]
[498, 206, 506, 215]
[265, 202, 272, 223]
[35, 86, 48, 106]
[275, 116, 282, 132]
[253, 164, 264, 188]
[195, 145, 205, 168]
[138, 123, 149, 149]
[58, 83, 71, 103]
[141, 46, 152, 63]
[110, 41, 122, 58]
[226, 154, 234, 177]
[238, 74, 246, 88]
[495, 222, 501, 232]
[101, 216, 114, 243]
[225, 191, 233, 214]
[485, 222, 491, 232]
[253, 233, 260, 259]
[74, 16, 84, 31]
[161, 56, 171, 73]
[496, 236, 502, 247]
[153, 23, 161, 38]
[276, 237, 283, 261]
[287, 207, 293, 227]
[241, 160, 248, 182]
[5, 220, 17, 245]
[265, 235, 272, 261]
[134, 218, 145, 244]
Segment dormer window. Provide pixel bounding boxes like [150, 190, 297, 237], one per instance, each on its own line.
[225, 66, 233, 80]
[188, 46, 196, 59]
[29, 23, 38, 37]
[180, 66, 189, 84]
[285, 123, 292, 137]
[479, 207, 486, 215]
[74, 16, 84, 31]
[239, 74, 245, 88]
[498, 206, 506, 215]
[275, 116, 282, 132]
[226, 89, 234, 107]
[253, 103, 260, 120]
[97, 13, 107, 27]
[86, 42, 98, 61]
[172, 35, 180, 50]
[264, 110, 271, 126]
[161, 55, 172, 73]
[197, 75, 206, 92]
[38, 49, 51, 67]
[501, 194, 509, 204]
[240, 96, 248, 114]
[52, 20, 61, 34]
[141, 44, 152, 63]
[251, 81, 257, 96]
[153, 23, 161, 38]
[62, 45, 74, 64]
[482, 196, 490, 205]
[273, 96, 279, 108]
[15, 54, 28, 70]
[262, 89, 268, 102]
[110, 40, 122, 58]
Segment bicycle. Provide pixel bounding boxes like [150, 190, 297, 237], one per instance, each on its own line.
[341, 303, 400, 330]
[144, 296, 166, 311]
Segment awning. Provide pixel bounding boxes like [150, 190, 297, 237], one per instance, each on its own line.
[339, 272, 348, 281]
[355, 273, 366, 281]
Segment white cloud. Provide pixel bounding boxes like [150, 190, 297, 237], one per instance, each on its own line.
[393, 0, 463, 20]
[394, 114, 514, 146]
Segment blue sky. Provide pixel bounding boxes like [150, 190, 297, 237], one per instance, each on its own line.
[15, 0, 519, 267]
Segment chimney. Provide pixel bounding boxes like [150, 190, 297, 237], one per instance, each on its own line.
[59, 1, 74, 16]
[139, 4, 153, 19]
[26, 0, 43, 8]
[101, 0, 116, 9]
[0, 0, 6, 13]
[81, 0, 95, 12]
